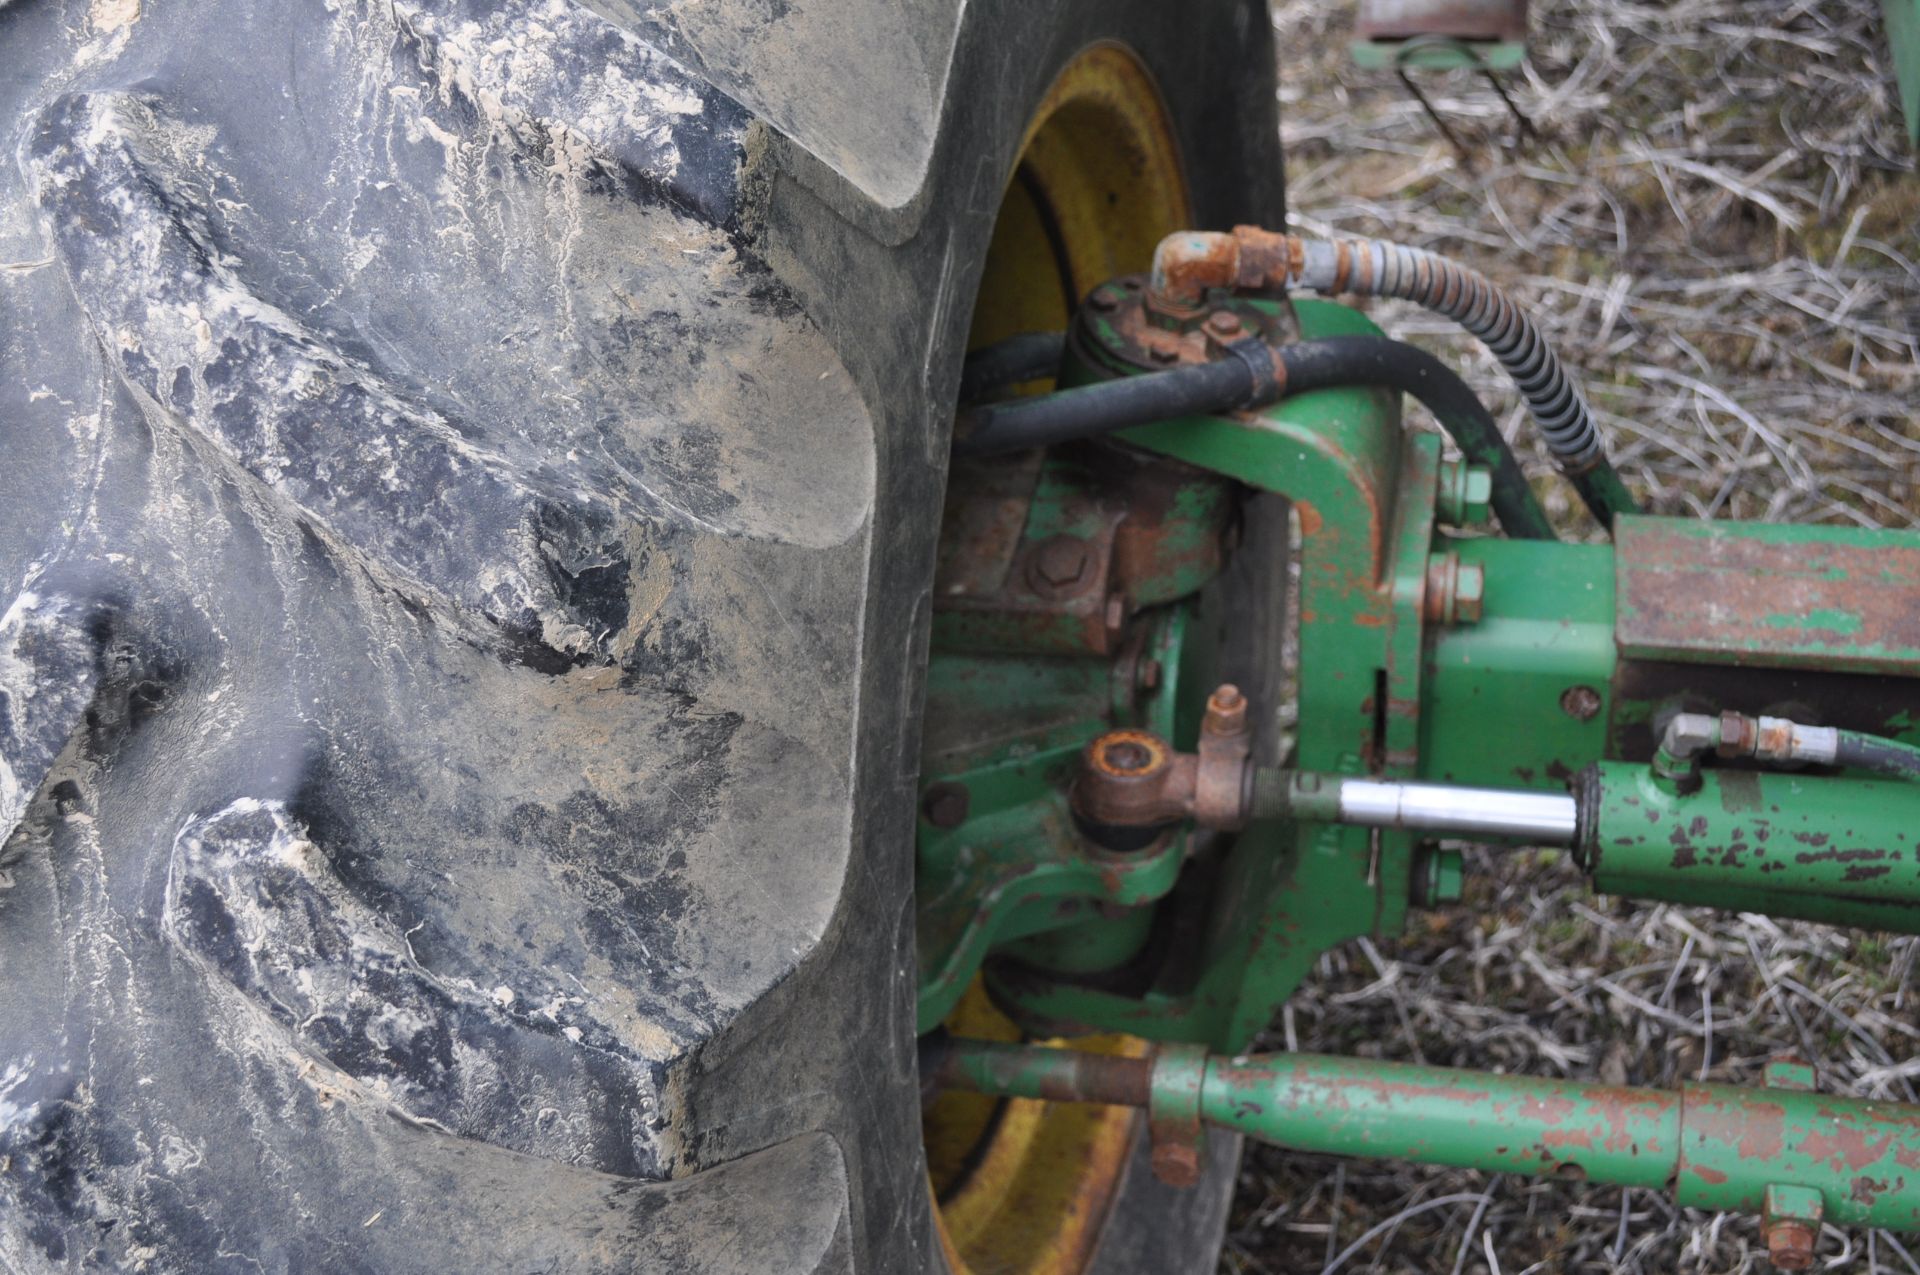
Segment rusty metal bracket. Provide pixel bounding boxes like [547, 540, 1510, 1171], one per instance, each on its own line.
[1147, 1043, 1209, 1188]
[1070, 685, 1256, 842]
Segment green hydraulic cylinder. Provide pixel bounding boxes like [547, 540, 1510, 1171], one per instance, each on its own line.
[936, 1039, 1920, 1232]
[1578, 761, 1920, 931]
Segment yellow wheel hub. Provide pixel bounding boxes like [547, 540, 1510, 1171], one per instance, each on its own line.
[927, 40, 1191, 1275]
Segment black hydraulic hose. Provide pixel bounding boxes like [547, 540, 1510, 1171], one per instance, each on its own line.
[958, 331, 1067, 403]
[1835, 730, 1920, 782]
[953, 340, 1274, 456]
[1275, 337, 1554, 541]
[1149, 229, 1642, 529]
[953, 334, 1555, 541]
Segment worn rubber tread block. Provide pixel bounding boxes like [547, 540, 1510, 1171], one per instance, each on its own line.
[24, 76, 871, 664]
[0, 589, 105, 846]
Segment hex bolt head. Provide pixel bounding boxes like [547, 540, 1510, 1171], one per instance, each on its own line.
[1204, 310, 1243, 339]
[1763, 1183, 1824, 1272]
[1424, 552, 1484, 626]
[1027, 536, 1090, 591]
[1436, 460, 1494, 526]
[1088, 288, 1119, 313]
[1460, 467, 1493, 524]
[1204, 683, 1249, 737]
[1150, 1142, 1202, 1190]
[1454, 562, 1485, 623]
[1766, 1219, 1816, 1271]
[1425, 552, 1457, 625]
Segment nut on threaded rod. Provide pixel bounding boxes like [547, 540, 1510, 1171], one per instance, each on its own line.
[1203, 684, 1247, 735]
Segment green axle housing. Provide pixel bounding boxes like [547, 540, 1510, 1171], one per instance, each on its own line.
[923, 292, 1920, 1050]
[920, 278, 1920, 1252]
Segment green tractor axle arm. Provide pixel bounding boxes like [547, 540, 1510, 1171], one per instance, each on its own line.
[936, 1038, 1920, 1239]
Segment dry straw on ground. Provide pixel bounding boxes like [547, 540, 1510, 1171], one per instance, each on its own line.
[1224, 2, 1920, 1271]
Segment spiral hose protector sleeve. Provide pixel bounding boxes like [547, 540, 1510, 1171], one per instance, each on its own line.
[1277, 337, 1555, 541]
[1291, 238, 1640, 528]
[1835, 731, 1920, 781]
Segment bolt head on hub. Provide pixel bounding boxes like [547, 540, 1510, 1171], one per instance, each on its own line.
[1203, 310, 1243, 339]
[1028, 535, 1091, 591]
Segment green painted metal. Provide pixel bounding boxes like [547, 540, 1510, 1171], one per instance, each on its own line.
[915, 607, 1192, 1030]
[921, 286, 1920, 1166]
[1582, 761, 1920, 929]
[1886, 0, 1920, 143]
[1422, 536, 1616, 789]
[1202, 1054, 1920, 1230]
[1202, 1052, 1679, 1189]
[930, 445, 1235, 658]
[911, 253, 1920, 1248]
[1348, 39, 1526, 72]
[940, 1039, 1920, 1231]
[1614, 515, 1920, 676]
[982, 299, 1433, 1053]
[1434, 459, 1493, 528]
[1415, 846, 1465, 905]
[914, 784, 1186, 1032]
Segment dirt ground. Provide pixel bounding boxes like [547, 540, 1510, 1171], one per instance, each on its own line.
[1222, 2, 1920, 1271]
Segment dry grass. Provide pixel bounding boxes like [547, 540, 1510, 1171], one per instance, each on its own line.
[1223, 2, 1920, 1270]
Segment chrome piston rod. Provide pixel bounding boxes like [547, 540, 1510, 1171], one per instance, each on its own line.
[1335, 778, 1578, 842]
[1254, 770, 1579, 844]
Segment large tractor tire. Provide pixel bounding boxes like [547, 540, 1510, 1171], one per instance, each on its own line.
[0, 1, 1281, 1270]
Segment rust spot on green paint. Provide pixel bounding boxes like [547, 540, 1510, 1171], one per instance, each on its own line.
[1853, 1175, 1891, 1205]
[1802, 1125, 1896, 1174]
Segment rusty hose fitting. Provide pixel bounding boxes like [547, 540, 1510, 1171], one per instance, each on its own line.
[1660, 709, 1920, 785]
[1147, 226, 1630, 524]
[1146, 226, 1299, 317]
[1660, 709, 1843, 771]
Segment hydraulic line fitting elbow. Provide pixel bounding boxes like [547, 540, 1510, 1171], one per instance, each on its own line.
[1145, 226, 1376, 314]
[1147, 226, 1301, 315]
[1654, 710, 1841, 793]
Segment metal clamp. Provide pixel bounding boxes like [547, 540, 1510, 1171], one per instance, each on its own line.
[1148, 1042, 1210, 1188]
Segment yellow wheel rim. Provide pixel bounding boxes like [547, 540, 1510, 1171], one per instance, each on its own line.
[966, 42, 1193, 353]
[928, 40, 1191, 1275]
